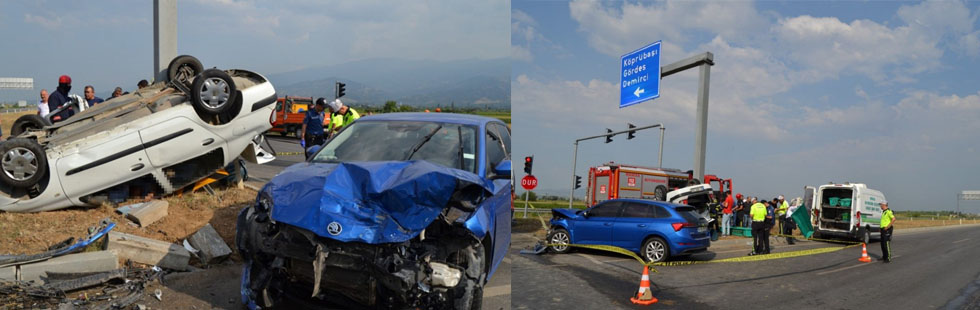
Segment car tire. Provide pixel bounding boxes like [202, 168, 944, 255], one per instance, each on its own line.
[861, 227, 871, 244]
[10, 114, 52, 137]
[0, 138, 48, 188]
[547, 228, 572, 254]
[167, 55, 203, 87]
[190, 68, 238, 117]
[294, 126, 303, 139]
[655, 186, 667, 201]
[688, 178, 701, 186]
[642, 237, 670, 263]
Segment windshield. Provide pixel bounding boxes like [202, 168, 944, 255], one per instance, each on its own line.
[311, 120, 478, 173]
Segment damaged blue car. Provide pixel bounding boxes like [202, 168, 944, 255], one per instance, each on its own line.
[236, 113, 512, 309]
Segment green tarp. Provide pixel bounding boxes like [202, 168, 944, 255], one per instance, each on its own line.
[791, 206, 814, 238]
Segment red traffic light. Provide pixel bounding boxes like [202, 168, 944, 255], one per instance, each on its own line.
[525, 156, 532, 163]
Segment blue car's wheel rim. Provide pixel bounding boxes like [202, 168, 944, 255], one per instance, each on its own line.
[550, 231, 569, 252]
[645, 240, 666, 262]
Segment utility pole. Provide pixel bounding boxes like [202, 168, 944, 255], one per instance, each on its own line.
[153, 0, 177, 83]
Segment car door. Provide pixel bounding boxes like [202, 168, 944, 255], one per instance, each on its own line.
[57, 131, 151, 201]
[612, 202, 659, 249]
[574, 201, 623, 245]
[483, 122, 511, 271]
[138, 116, 227, 188]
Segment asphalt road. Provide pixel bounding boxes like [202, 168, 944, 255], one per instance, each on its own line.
[229, 134, 511, 309]
[511, 224, 980, 309]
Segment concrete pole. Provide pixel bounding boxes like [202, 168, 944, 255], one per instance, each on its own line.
[154, 0, 177, 83]
[658, 127, 665, 168]
[692, 60, 711, 182]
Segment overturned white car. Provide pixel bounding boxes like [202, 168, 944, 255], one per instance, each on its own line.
[0, 55, 277, 212]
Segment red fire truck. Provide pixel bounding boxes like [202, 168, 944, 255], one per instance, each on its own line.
[586, 162, 695, 206]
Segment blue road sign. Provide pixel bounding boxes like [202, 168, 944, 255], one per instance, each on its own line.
[620, 41, 661, 108]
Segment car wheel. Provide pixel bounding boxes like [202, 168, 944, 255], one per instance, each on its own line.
[190, 68, 238, 116]
[0, 138, 48, 188]
[547, 228, 572, 254]
[655, 186, 667, 201]
[10, 114, 52, 136]
[642, 237, 670, 263]
[294, 126, 303, 139]
[278, 130, 287, 137]
[862, 227, 871, 244]
[687, 178, 701, 186]
[167, 55, 203, 88]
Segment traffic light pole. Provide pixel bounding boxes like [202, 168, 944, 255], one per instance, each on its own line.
[568, 123, 664, 208]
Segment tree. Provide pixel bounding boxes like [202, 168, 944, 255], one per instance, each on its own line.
[383, 101, 398, 113]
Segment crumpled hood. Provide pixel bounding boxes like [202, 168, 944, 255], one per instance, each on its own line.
[266, 161, 492, 244]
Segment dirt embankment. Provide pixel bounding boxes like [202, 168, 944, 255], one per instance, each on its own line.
[0, 187, 256, 256]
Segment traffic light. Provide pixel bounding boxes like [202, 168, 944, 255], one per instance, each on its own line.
[336, 82, 346, 98]
[627, 123, 637, 140]
[605, 128, 613, 143]
[523, 156, 533, 175]
[575, 175, 582, 189]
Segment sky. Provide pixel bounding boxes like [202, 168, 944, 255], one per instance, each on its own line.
[511, 0, 980, 212]
[0, 0, 509, 101]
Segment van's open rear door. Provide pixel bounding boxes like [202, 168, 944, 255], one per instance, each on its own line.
[793, 186, 817, 238]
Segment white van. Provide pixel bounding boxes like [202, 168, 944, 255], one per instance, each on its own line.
[805, 183, 886, 243]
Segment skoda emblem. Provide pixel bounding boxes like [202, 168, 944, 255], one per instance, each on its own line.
[327, 222, 343, 236]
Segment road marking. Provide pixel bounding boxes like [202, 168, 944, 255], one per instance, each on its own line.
[577, 253, 604, 265]
[484, 284, 510, 297]
[953, 238, 971, 244]
[817, 262, 874, 275]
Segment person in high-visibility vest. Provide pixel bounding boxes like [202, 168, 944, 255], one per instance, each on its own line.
[880, 202, 896, 263]
[327, 98, 360, 137]
[776, 195, 794, 244]
[749, 197, 767, 255]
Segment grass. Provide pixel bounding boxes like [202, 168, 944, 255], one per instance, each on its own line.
[1, 110, 33, 137]
[521, 199, 588, 209]
[472, 111, 510, 125]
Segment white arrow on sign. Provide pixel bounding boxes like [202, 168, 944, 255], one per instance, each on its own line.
[634, 87, 645, 97]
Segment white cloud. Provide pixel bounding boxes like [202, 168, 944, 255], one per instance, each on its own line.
[513, 74, 788, 141]
[568, 0, 768, 58]
[24, 14, 61, 30]
[512, 9, 567, 63]
[773, 15, 943, 83]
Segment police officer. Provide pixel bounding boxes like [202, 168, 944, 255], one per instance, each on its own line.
[327, 98, 360, 136]
[776, 195, 793, 243]
[880, 202, 895, 263]
[749, 197, 767, 255]
[763, 200, 774, 254]
[300, 98, 328, 149]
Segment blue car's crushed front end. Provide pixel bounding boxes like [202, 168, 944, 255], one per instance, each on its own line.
[236, 161, 494, 308]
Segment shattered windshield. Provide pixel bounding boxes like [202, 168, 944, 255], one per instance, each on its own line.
[312, 121, 478, 173]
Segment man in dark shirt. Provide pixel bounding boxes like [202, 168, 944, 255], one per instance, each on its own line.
[84, 85, 104, 107]
[300, 98, 328, 149]
[47, 75, 74, 122]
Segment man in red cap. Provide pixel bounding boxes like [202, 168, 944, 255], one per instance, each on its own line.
[47, 75, 75, 122]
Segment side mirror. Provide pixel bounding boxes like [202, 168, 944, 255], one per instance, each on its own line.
[305, 145, 322, 160]
[581, 210, 590, 218]
[491, 160, 511, 180]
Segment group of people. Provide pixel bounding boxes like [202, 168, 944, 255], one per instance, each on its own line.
[36, 75, 147, 123]
[300, 98, 360, 149]
[715, 193, 798, 255]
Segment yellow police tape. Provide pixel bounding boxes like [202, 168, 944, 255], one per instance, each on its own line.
[275, 151, 305, 156]
[542, 234, 863, 268]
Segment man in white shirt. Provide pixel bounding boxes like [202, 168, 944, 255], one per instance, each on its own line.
[38, 89, 50, 117]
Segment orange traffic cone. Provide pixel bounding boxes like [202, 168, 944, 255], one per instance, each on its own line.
[859, 243, 871, 263]
[630, 265, 659, 305]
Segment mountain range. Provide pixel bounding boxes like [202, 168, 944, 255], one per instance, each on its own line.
[266, 58, 510, 109]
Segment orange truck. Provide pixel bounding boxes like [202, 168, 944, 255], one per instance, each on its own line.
[268, 96, 328, 137]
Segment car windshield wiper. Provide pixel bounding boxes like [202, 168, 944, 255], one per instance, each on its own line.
[406, 125, 443, 160]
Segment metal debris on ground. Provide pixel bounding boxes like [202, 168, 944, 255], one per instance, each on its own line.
[0, 261, 164, 310]
[0, 219, 115, 268]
